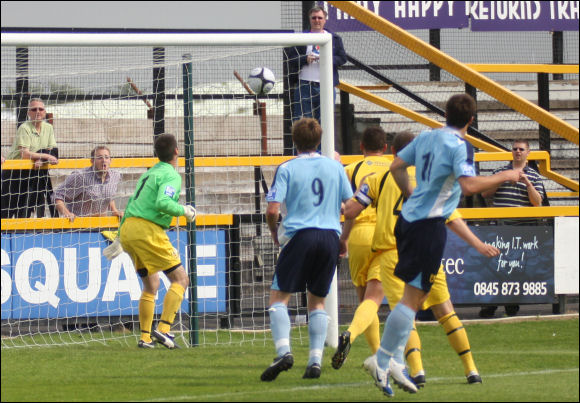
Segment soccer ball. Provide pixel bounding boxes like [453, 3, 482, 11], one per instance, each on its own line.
[247, 67, 275, 95]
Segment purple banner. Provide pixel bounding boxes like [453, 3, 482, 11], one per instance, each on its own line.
[470, 1, 579, 31]
[321, 1, 579, 32]
[323, 1, 468, 31]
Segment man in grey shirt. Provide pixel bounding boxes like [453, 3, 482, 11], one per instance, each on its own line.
[53, 145, 122, 221]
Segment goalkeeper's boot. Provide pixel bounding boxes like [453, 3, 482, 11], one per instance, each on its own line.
[389, 359, 418, 394]
[260, 352, 294, 382]
[411, 370, 426, 389]
[331, 330, 351, 369]
[151, 329, 180, 349]
[137, 340, 155, 349]
[467, 370, 483, 384]
[363, 355, 394, 397]
[302, 363, 321, 379]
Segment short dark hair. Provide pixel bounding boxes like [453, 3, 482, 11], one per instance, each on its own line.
[90, 145, 110, 159]
[445, 94, 476, 128]
[292, 118, 322, 152]
[309, 6, 328, 17]
[361, 127, 386, 152]
[392, 131, 416, 154]
[513, 139, 530, 149]
[154, 133, 178, 162]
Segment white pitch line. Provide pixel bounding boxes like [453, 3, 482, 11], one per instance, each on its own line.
[133, 367, 579, 402]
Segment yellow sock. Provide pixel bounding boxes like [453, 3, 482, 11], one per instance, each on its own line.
[347, 299, 379, 343]
[363, 313, 380, 354]
[139, 291, 155, 342]
[405, 326, 424, 377]
[439, 311, 478, 376]
[158, 283, 185, 333]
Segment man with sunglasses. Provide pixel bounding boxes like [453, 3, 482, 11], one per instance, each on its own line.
[1, 98, 58, 218]
[285, 6, 347, 124]
[479, 139, 546, 318]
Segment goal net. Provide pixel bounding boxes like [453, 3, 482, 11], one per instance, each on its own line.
[1, 33, 337, 348]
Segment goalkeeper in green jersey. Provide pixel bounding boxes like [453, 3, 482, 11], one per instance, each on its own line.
[104, 133, 196, 349]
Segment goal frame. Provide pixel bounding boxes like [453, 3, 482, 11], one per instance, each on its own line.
[1, 32, 340, 348]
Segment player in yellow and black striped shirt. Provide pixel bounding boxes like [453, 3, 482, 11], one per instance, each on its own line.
[335, 131, 500, 388]
[331, 127, 391, 370]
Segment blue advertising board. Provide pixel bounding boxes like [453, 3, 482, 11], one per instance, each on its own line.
[442, 225, 554, 304]
[1, 229, 226, 320]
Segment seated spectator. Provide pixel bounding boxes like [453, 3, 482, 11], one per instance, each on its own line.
[1, 98, 58, 218]
[53, 146, 122, 222]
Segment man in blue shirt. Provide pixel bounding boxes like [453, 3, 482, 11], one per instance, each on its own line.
[365, 94, 521, 396]
[261, 117, 353, 381]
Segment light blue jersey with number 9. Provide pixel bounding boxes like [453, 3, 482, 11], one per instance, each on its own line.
[397, 127, 476, 222]
[266, 153, 353, 244]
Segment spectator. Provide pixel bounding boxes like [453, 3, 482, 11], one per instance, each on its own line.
[1, 98, 58, 218]
[479, 139, 546, 318]
[53, 145, 123, 222]
[285, 6, 347, 124]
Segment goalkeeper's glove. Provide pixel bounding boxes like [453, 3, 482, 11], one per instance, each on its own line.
[182, 204, 197, 223]
[103, 238, 124, 260]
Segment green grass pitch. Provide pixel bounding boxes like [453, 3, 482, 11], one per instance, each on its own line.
[1, 318, 578, 402]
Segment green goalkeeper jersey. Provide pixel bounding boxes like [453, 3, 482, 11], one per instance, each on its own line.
[122, 161, 185, 229]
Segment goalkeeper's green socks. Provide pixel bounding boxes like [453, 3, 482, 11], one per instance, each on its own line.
[439, 311, 478, 376]
[139, 291, 155, 343]
[158, 283, 185, 334]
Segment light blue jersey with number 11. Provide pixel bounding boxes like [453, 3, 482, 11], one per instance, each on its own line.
[266, 152, 353, 247]
[397, 127, 476, 222]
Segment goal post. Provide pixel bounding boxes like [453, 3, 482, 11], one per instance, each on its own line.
[1, 32, 338, 348]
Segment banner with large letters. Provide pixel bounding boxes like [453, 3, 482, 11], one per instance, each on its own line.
[1, 230, 226, 320]
[321, 1, 579, 31]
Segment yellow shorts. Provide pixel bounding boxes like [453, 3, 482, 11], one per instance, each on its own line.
[347, 224, 380, 287]
[379, 249, 450, 310]
[119, 217, 182, 276]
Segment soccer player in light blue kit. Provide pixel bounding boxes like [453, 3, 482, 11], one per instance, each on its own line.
[261, 118, 353, 381]
[365, 94, 522, 396]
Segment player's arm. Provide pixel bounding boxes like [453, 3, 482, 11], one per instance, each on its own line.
[338, 217, 354, 257]
[390, 156, 413, 198]
[343, 171, 375, 220]
[480, 182, 501, 199]
[458, 169, 520, 196]
[266, 201, 281, 246]
[343, 198, 365, 220]
[446, 212, 499, 257]
[155, 178, 196, 221]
